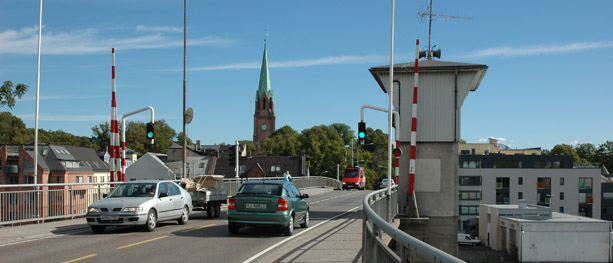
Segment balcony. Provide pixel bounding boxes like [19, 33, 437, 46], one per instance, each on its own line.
[4, 165, 19, 174]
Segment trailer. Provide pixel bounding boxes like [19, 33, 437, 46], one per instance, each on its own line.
[182, 175, 227, 219]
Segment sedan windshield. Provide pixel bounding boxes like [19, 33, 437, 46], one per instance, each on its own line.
[109, 183, 157, 198]
[238, 184, 282, 196]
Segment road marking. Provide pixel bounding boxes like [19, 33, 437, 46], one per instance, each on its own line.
[0, 228, 91, 247]
[63, 254, 97, 263]
[242, 205, 362, 263]
[116, 235, 168, 250]
[181, 223, 216, 233]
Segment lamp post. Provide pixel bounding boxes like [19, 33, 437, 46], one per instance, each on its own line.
[345, 141, 354, 167]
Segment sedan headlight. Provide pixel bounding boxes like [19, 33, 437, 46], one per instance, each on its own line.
[88, 207, 100, 213]
[122, 207, 144, 213]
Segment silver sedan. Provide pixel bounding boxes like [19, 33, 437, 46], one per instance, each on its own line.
[85, 180, 193, 233]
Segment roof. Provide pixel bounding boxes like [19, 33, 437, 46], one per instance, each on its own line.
[369, 60, 488, 93]
[256, 42, 273, 99]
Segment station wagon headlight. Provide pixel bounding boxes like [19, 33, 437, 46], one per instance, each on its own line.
[122, 207, 144, 213]
[88, 207, 99, 213]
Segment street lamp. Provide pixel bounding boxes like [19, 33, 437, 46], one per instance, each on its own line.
[320, 170, 328, 177]
[345, 141, 354, 167]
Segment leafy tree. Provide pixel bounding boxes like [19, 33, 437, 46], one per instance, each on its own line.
[575, 143, 597, 163]
[550, 144, 583, 163]
[91, 122, 111, 152]
[0, 112, 29, 143]
[261, 125, 302, 156]
[1, 80, 28, 109]
[175, 132, 194, 145]
[124, 120, 176, 154]
[595, 141, 613, 172]
[299, 125, 345, 178]
[329, 123, 355, 147]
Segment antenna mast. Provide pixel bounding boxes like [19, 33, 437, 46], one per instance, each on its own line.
[418, 0, 471, 60]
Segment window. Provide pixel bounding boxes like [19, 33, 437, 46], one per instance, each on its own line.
[518, 192, 523, 200]
[493, 161, 510, 168]
[535, 161, 552, 168]
[460, 150, 470, 155]
[459, 205, 479, 215]
[579, 178, 592, 189]
[459, 191, 481, 200]
[87, 176, 92, 183]
[459, 176, 481, 186]
[496, 177, 510, 189]
[461, 161, 480, 168]
[496, 177, 510, 204]
[560, 192, 565, 200]
[604, 192, 613, 200]
[199, 162, 205, 168]
[579, 193, 586, 204]
[8, 176, 19, 184]
[511, 161, 523, 168]
[271, 165, 281, 172]
[537, 178, 551, 189]
[24, 176, 34, 184]
[518, 177, 523, 185]
[24, 158, 34, 172]
[559, 207, 564, 213]
[76, 176, 83, 183]
[560, 177, 564, 185]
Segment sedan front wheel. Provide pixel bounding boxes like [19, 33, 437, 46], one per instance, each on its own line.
[144, 209, 157, 232]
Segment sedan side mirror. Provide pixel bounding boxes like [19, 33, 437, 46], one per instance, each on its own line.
[159, 192, 169, 198]
[301, 194, 309, 199]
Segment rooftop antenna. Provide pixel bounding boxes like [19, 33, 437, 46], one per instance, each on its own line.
[418, 0, 470, 60]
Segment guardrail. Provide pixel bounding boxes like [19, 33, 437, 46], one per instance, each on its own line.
[0, 176, 340, 227]
[362, 186, 465, 263]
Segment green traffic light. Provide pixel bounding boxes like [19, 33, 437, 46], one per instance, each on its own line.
[358, 132, 365, 139]
[147, 131, 154, 139]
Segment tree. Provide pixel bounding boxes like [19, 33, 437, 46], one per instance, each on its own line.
[299, 125, 345, 178]
[91, 122, 111, 152]
[261, 125, 302, 156]
[550, 144, 582, 163]
[575, 143, 597, 163]
[0, 112, 29, 144]
[124, 120, 176, 154]
[175, 132, 194, 145]
[1, 80, 28, 109]
[595, 141, 613, 173]
[329, 123, 355, 147]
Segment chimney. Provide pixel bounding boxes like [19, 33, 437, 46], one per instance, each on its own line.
[489, 138, 498, 146]
[518, 199, 527, 209]
[196, 140, 201, 150]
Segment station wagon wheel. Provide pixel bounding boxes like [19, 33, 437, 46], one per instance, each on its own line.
[282, 215, 294, 236]
[228, 222, 240, 234]
[177, 205, 189, 225]
[91, 225, 106, 233]
[300, 210, 309, 228]
[144, 209, 157, 232]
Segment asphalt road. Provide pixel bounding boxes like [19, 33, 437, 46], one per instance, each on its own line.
[0, 188, 369, 263]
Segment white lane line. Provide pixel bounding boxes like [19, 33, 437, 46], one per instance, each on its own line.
[242, 205, 362, 263]
[0, 228, 92, 247]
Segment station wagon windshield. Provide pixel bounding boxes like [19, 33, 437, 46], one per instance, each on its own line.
[108, 183, 157, 198]
[344, 171, 359, 178]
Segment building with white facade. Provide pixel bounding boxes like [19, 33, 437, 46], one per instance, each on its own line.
[459, 154, 603, 233]
[480, 202, 612, 262]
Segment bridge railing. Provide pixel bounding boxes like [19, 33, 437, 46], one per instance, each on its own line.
[362, 186, 465, 263]
[0, 176, 339, 227]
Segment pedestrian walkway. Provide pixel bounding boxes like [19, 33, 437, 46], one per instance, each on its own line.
[0, 218, 90, 246]
[246, 208, 364, 263]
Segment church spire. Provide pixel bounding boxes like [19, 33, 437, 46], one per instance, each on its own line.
[257, 38, 272, 99]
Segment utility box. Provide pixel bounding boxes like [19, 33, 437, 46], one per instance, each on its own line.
[369, 60, 487, 256]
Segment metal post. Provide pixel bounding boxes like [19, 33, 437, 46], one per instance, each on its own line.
[235, 140, 239, 179]
[121, 106, 155, 177]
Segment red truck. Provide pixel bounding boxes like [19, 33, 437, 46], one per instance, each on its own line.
[342, 166, 366, 190]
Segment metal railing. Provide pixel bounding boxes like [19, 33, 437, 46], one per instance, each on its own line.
[362, 186, 465, 263]
[0, 176, 339, 227]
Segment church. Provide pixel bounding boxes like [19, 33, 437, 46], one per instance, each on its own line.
[253, 41, 275, 143]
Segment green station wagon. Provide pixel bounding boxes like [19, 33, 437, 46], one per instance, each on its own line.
[227, 180, 309, 236]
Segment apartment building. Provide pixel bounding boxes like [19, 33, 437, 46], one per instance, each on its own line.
[458, 154, 603, 233]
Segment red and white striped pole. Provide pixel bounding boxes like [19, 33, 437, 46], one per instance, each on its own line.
[409, 39, 419, 196]
[110, 48, 121, 182]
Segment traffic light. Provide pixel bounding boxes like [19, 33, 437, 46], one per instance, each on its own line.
[146, 122, 155, 143]
[358, 121, 366, 144]
[228, 145, 236, 167]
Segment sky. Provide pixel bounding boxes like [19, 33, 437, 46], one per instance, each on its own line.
[1, 0, 612, 151]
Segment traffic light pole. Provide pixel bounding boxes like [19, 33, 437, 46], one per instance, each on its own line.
[121, 106, 155, 178]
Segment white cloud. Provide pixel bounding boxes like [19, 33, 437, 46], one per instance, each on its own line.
[463, 41, 613, 59]
[136, 25, 182, 33]
[0, 26, 234, 55]
[190, 55, 387, 71]
[478, 137, 507, 143]
[570, 140, 580, 146]
[21, 94, 106, 101]
[16, 113, 108, 122]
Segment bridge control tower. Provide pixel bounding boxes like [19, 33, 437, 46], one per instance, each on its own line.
[369, 60, 487, 256]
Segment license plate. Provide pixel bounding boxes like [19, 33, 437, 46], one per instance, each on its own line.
[246, 203, 266, 209]
[101, 215, 119, 220]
